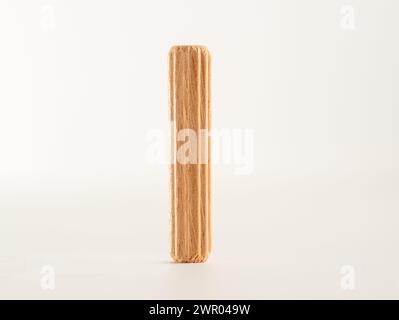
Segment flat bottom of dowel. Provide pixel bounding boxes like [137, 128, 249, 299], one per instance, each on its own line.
[171, 254, 209, 263]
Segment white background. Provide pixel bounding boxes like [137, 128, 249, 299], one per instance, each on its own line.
[0, 0, 398, 299]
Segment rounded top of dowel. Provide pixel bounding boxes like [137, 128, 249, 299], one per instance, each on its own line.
[169, 45, 210, 56]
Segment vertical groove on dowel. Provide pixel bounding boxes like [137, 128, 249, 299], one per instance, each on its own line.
[197, 49, 202, 256]
[169, 46, 211, 263]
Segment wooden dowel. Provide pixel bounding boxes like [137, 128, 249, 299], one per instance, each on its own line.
[169, 46, 211, 263]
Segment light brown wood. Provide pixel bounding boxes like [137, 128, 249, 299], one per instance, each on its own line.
[169, 46, 211, 263]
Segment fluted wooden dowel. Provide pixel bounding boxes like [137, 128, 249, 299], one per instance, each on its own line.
[169, 46, 211, 263]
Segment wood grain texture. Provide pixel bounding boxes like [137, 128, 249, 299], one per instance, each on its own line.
[169, 46, 211, 263]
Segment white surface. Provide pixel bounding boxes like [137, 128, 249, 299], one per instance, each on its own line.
[0, 0, 398, 299]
